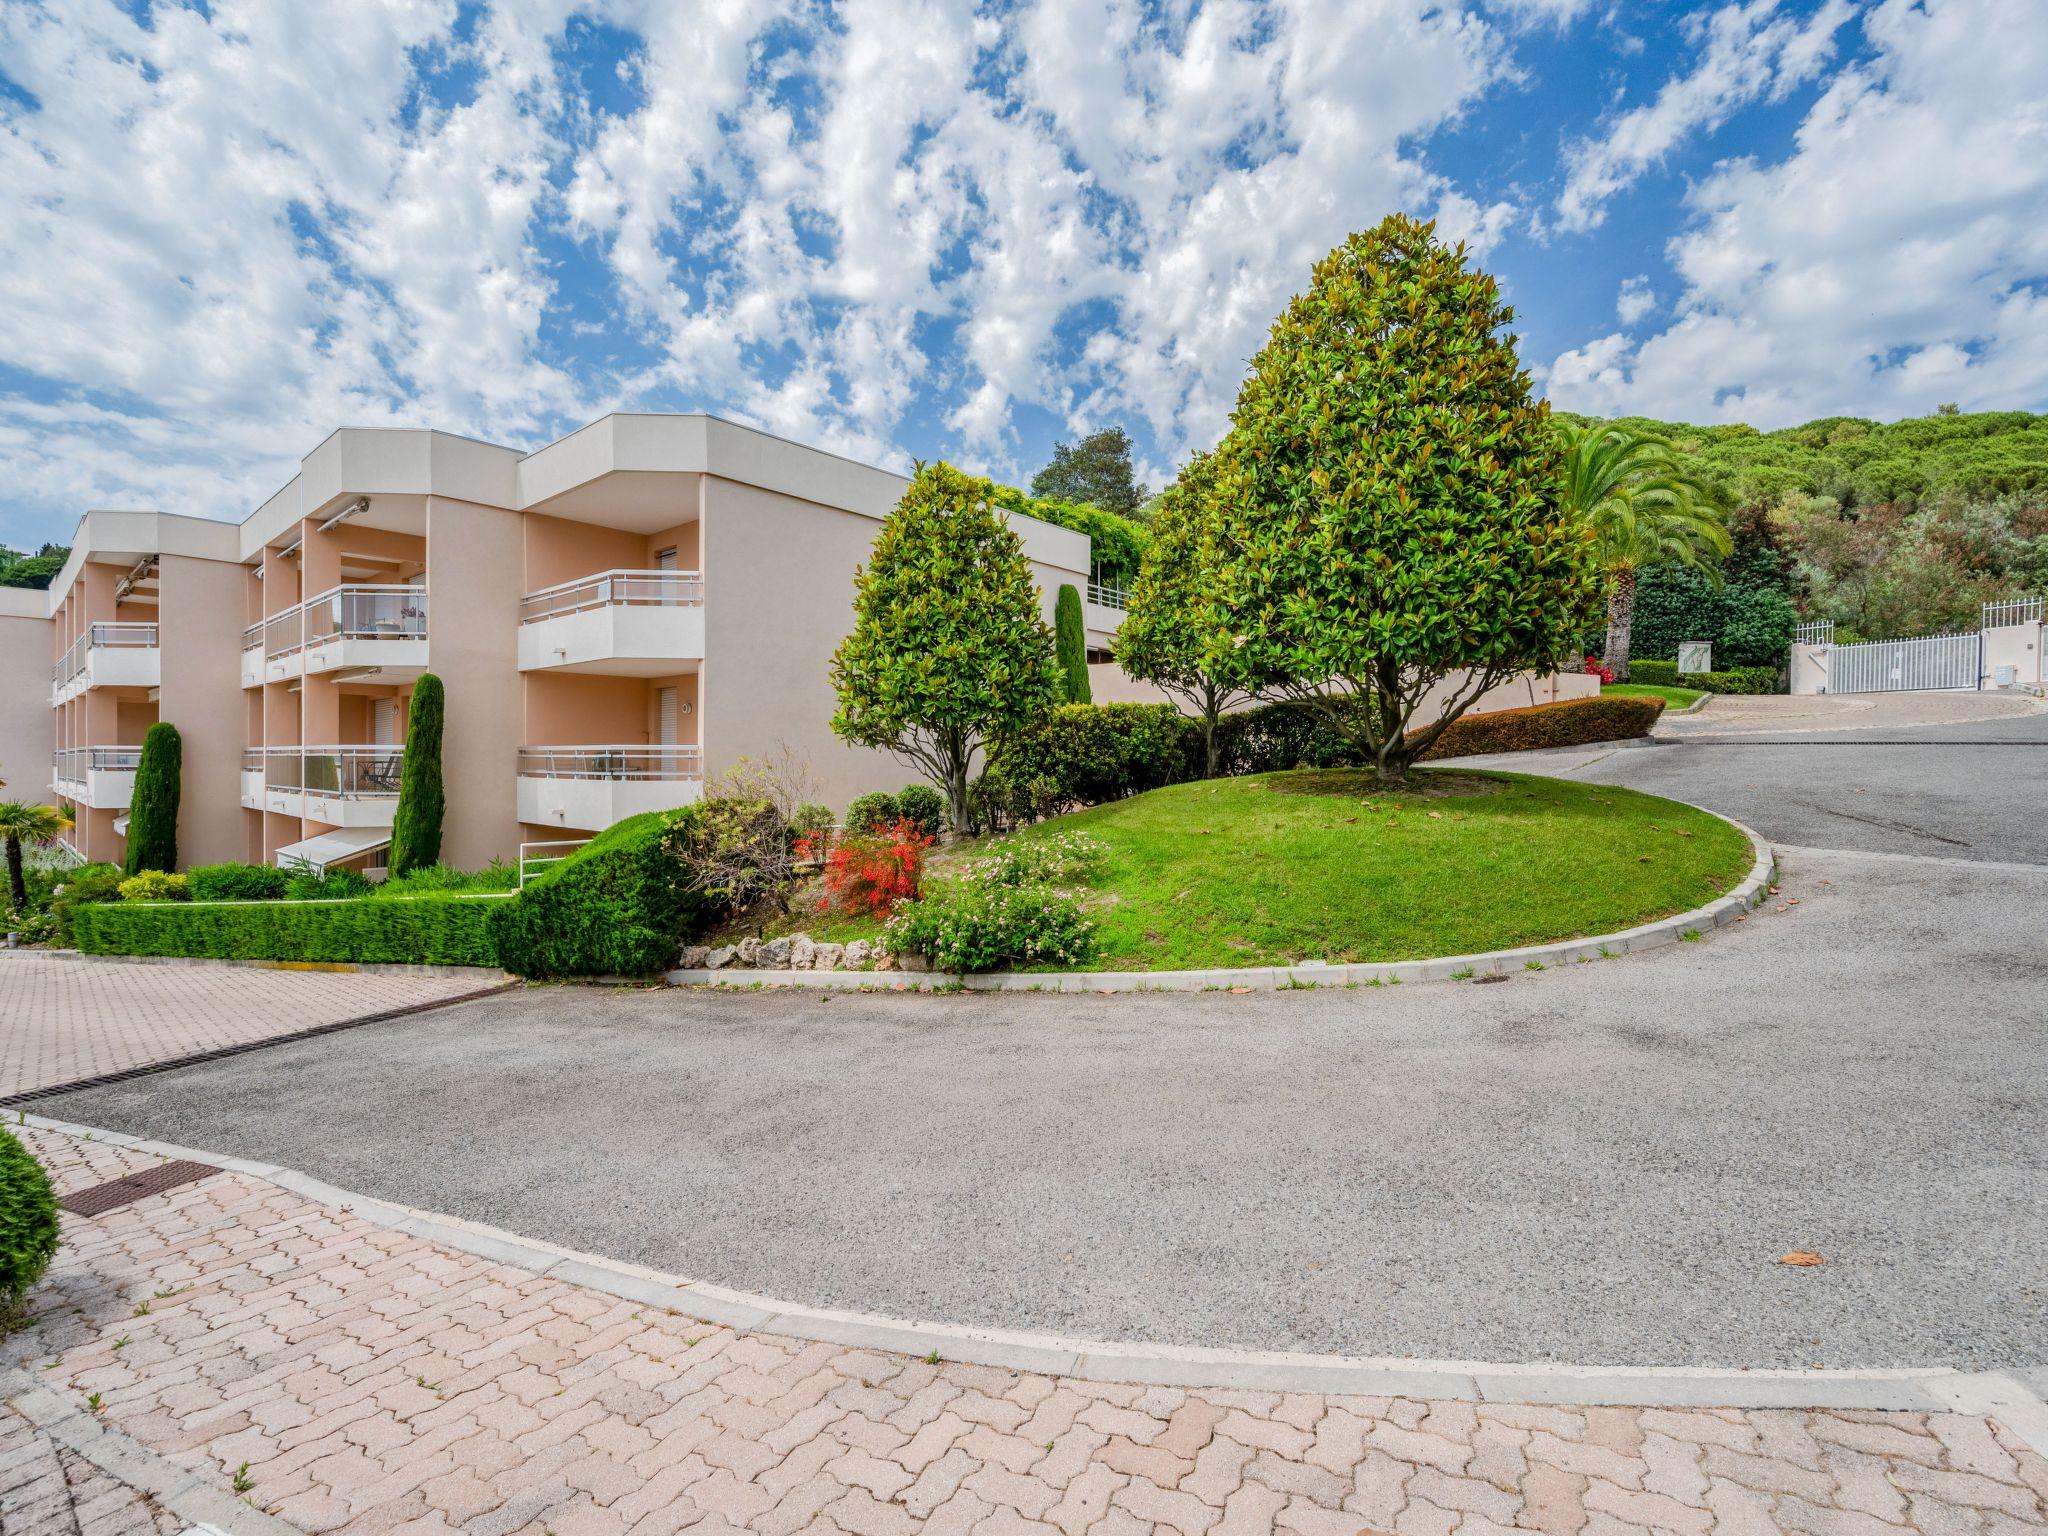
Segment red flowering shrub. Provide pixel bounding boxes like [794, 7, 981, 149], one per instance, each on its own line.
[819, 818, 933, 916]
[1581, 654, 1615, 685]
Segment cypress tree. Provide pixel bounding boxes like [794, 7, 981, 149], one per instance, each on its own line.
[122, 722, 181, 875]
[388, 674, 445, 877]
[1055, 583, 1092, 704]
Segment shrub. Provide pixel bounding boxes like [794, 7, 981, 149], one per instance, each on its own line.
[884, 881, 1096, 972]
[1680, 665, 1782, 695]
[0, 1126, 59, 1315]
[372, 860, 517, 898]
[820, 819, 933, 917]
[982, 704, 1200, 824]
[1214, 700, 1371, 776]
[389, 674, 445, 877]
[1581, 655, 1615, 685]
[123, 722, 181, 875]
[284, 867, 373, 901]
[187, 862, 290, 902]
[118, 870, 188, 902]
[892, 784, 944, 838]
[668, 795, 799, 922]
[488, 810, 711, 978]
[790, 803, 835, 857]
[1630, 659, 1678, 685]
[957, 831, 1106, 889]
[1412, 695, 1666, 761]
[844, 792, 898, 836]
[50, 863, 122, 942]
[1054, 583, 1091, 703]
[74, 893, 500, 966]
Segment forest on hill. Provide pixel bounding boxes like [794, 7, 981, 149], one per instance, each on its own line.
[1557, 408, 2048, 652]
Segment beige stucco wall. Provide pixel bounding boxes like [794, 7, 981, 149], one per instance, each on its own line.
[157, 551, 248, 866]
[1981, 621, 2044, 687]
[1085, 663, 1599, 720]
[0, 590, 52, 804]
[1789, 642, 1828, 695]
[427, 495, 525, 869]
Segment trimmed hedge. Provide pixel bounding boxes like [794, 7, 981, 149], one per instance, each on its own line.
[1413, 695, 1666, 761]
[1629, 659, 1782, 694]
[187, 862, 292, 902]
[485, 810, 709, 978]
[1628, 659, 1678, 685]
[0, 1126, 59, 1312]
[982, 704, 1201, 822]
[74, 892, 502, 965]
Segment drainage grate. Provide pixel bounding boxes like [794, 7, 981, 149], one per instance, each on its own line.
[59, 1160, 218, 1217]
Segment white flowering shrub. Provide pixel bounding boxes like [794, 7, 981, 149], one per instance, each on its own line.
[884, 880, 1096, 972]
[956, 831, 1105, 890]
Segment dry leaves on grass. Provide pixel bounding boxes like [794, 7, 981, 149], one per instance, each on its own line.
[1780, 1250, 1827, 1267]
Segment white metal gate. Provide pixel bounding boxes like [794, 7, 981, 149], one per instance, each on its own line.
[1825, 631, 1981, 694]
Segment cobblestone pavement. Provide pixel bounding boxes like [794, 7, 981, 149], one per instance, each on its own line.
[1656, 691, 2043, 735]
[7, 1126, 2045, 1536]
[0, 953, 501, 1099]
[0, 1399, 186, 1535]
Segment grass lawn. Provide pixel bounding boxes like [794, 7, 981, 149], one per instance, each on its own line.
[1605, 682, 1706, 709]
[1005, 768, 1751, 970]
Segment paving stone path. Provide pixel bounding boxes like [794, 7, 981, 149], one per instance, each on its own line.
[0, 953, 501, 1100]
[5, 1125, 2045, 1536]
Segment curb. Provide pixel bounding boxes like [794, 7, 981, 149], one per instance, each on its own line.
[12, 949, 510, 980]
[0, 1363, 301, 1534]
[17, 1111, 2048, 1434]
[665, 813, 1776, 994]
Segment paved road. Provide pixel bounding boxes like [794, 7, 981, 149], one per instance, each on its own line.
[36, 701, 2048, 1374]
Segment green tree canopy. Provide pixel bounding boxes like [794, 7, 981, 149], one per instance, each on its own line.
[1113, 449, 1266, 776]
[832, 462, 1061, 831]
[1202, 213, 1600, 778]
[1029, 426, 1150, 519]
[0, 800, 72, 910]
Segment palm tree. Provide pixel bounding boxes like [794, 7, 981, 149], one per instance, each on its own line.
[0, 801, 73, 912]
[1558, 422, 1730, 682]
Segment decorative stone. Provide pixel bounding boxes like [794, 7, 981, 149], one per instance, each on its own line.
[677, 945, 710, 970]
[703, 945, 737, 970]
[841, 939, 873, 970]
[735, 937, 761, 966]
[759, 935, 794, 968]
[812, 942, 845, 971]
[789, 935, 817, 970]
[895, 951, 931, 973]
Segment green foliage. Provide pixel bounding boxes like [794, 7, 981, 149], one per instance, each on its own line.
[0, 544, 67, 590]
[1674, 666, 1781, 696]
[186, 862, 292, 902]
[1054, 584, 1091, 703]
[1027, 426, 1150, 520]
[488, 810, 710, 978]
[981, 704, 1200, 825]
[0, 1127, 59, 1313]
[371, 860, 517, 898]
[284, 868, 373, 901]
[1628, 567, 1797, 667]
[1412, 696, 1667, 761]
[844, 792, 898, 836]
[790, 804, 835, 849]
[1214, 702, 1372, 776]
[1207, 213, 1600, 774]
[884, 881, 1096, 972]
[76, 892, 500, 965]
[831, 462, 1062, 828]
[117, 870, 188, 901]
[50, 863, 122, 942]
[988, 486, 1150, 585]
[1628, 660, 1678, 685]
[892, 785, 945, 838]
[122, 722, 181, 875]
[0, 799, 72, 910]
[388, 674, 445, 878]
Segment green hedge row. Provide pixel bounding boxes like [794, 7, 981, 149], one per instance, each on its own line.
[74, 892, 503, 966]
[1413, 694, 1667, 760]
[485, 811, 709, 978]
[1629, 659, 1782, 694]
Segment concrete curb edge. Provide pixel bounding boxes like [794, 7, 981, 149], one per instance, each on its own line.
[19, 1113, 2046, 1436]
[664, 812, 1777, 994]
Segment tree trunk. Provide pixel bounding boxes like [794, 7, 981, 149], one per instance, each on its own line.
[1605, 570, 1637, 683]
[944, 752, 971, 842]
[4, 836, 24, 912]
[1201, 681, 1221, 778]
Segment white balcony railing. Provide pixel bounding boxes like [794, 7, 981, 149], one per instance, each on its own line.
[260, 746, 405, 798]
[264, 587, 426, 659]
[515, 745, 703, 779]
[1086, 581, 1128, 612]
[52, 622, 159, 687]
[263, 602, 304, 660]
[516, 745, 704, 831]
[520, 570, 703, 625]
[54, 746, 142, 783]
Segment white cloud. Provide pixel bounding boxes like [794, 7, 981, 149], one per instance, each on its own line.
[1553, 0, 1854, 234]
[1547, 0, 2048, 428]
[1616, 274, 1657, 325]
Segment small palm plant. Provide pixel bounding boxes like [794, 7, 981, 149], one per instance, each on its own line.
[0, 801, 73, 912]
[1559, 422, 1730, 681]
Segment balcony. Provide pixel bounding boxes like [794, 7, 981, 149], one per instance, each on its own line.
[518, 570, 703, 676]
[241, 620, 265, 688]
[516, 745, 704, 831]
[240, 749, 266, 809]
[52, 623, 160, 704]
[264, 587, 427, 683]
[52, 746, 140, 809]
[258, 746, 404, 826]
[1084, 581, 1127, 642]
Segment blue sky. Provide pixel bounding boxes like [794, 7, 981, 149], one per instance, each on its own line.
[2, 0, 2044, 549]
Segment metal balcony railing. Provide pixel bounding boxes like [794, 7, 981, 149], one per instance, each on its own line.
[1086, 581, 1128, 611]
[516, 745, 704, 780]
[53, 746, 141, 782]
[264, 587, 426, 657]
[259, 746, 405, 797]
[52, 622, 159, 685]
[242, 619, 265, 650]
[519, 570, 704, 624]
[1792, 620, 1835, 647]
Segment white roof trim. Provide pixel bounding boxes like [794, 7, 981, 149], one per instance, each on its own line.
[274, 826, 390, 872]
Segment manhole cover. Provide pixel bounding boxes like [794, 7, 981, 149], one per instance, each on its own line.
[59, 1161, 218, 1217]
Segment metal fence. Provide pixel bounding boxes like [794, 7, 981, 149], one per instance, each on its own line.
[1982, 596, 2044, 629]
[1792, 620, 1835, 647]
[1826, 631, 1981, 694]
[1085, 581, 1128, 611]
[515, 745, 704, 780]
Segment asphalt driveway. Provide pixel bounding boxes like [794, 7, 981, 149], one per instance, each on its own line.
[39, 704, 2047, 1373]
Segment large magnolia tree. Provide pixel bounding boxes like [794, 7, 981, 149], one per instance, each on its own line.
[831, 462, 1061, 831]
[1113, 449, 1265, 776]
[1201, 213, 1601, 778]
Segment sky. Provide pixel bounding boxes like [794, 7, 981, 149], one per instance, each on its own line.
[2, 0, 2045, 549]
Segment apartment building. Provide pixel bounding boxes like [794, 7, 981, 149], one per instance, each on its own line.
[12, 414, 1114, 878]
